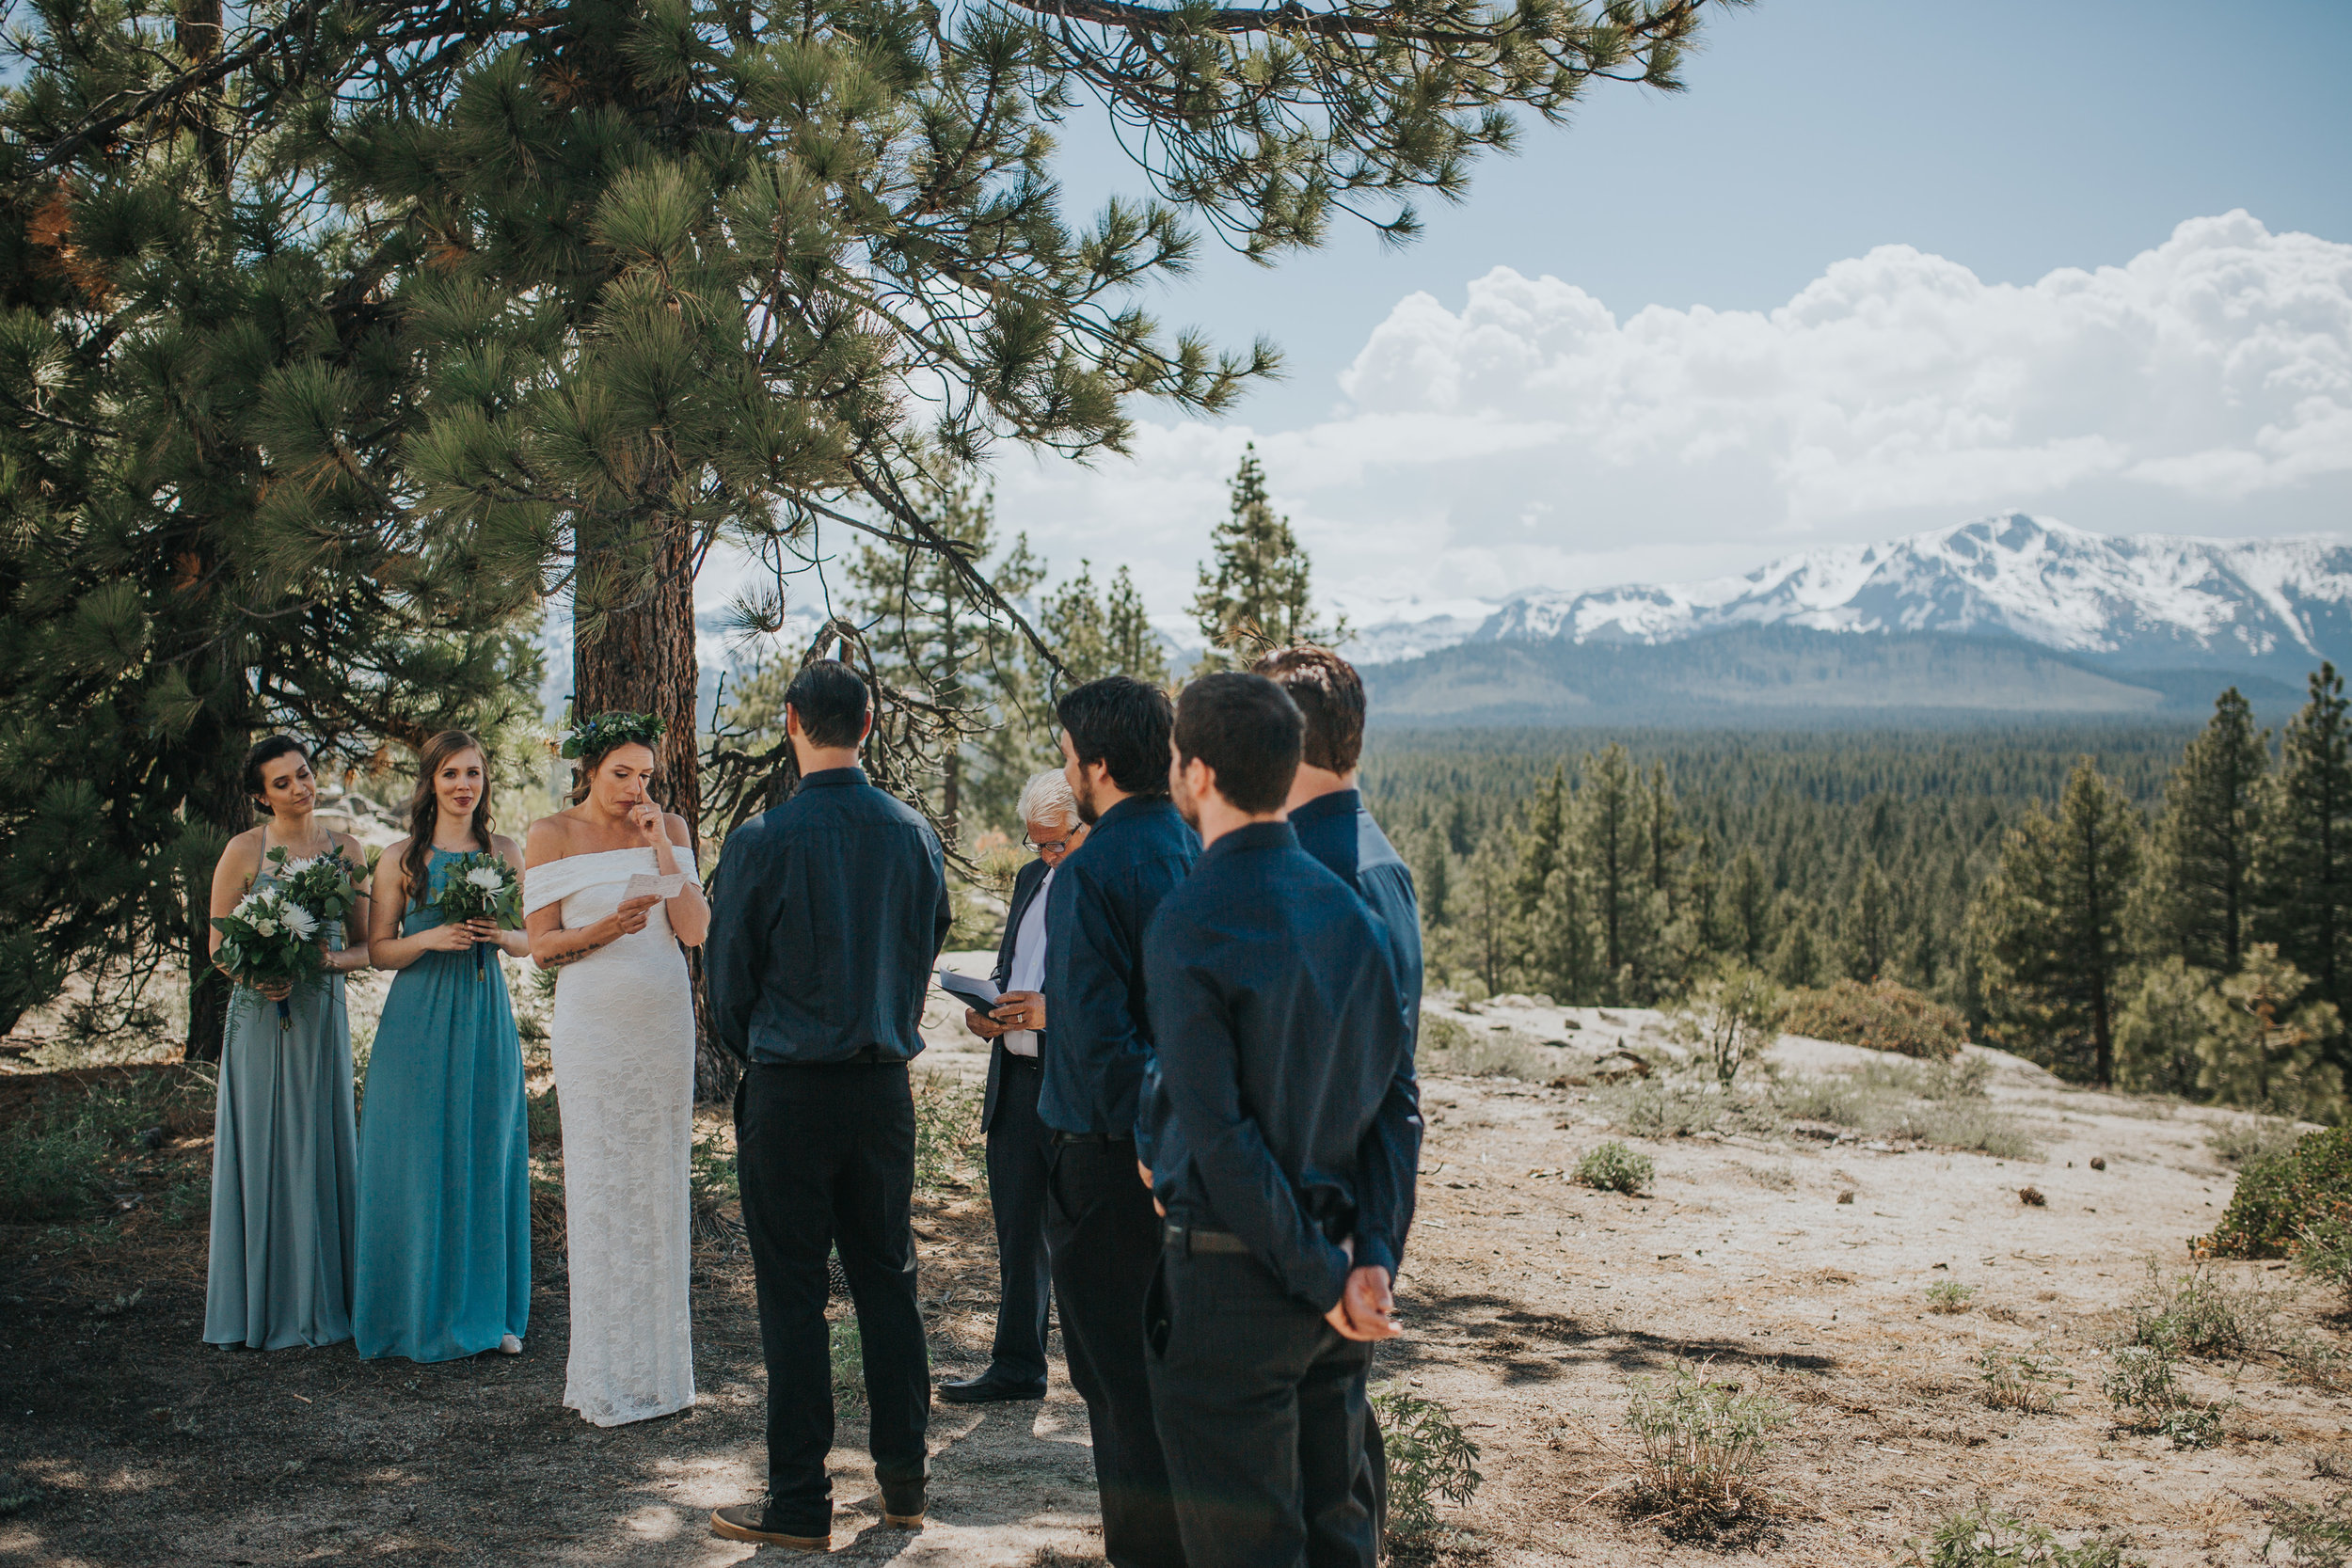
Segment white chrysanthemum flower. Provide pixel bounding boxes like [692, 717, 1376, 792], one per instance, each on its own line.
[281, 904, 320, 940]
[465, 866, 506, 892]
[280, 855, 318, 878]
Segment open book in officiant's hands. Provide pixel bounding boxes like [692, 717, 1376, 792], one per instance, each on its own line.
[935, 970, 1000, 1008]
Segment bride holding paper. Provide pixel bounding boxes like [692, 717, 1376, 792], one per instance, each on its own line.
[523, 712, 710, 1426]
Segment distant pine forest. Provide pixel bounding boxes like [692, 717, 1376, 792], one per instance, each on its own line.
[1359, 686, 2352, 1115]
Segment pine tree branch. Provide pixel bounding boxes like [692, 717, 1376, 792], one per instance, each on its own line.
[1009, 0, 1715, 51]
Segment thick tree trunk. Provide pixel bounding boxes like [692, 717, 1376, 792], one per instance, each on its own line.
[182, 711, 250, 1065]
[572, 518, 738, 1103]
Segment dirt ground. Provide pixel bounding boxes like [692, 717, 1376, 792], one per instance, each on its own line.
[3, 961, 2347, 1566]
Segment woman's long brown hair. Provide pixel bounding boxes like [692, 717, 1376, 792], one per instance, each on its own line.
[401, 731, 494, 907]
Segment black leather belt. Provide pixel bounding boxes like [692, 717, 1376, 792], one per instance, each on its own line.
[1164, 1225, 1249, 1256]
[1001, 1052, 1042, 1068]
[1051, 1131, 1133, 1147]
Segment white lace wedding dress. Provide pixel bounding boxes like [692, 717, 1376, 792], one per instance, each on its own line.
[524, 847, 699, 1426]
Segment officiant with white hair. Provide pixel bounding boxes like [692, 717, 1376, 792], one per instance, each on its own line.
[940, 768, 1088, 1404]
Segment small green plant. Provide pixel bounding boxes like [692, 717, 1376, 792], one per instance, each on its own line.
[2265, 1491, 2352, 1567]
[2209, 1117, 2305, 1168]
[1668, 965, 1788, 1088]
[1623, 1361, 1788, 1528]
[1978, 1346, 2073, 1413]
[1576, 1141, 1654, 1196]
[2125, 1262, 2282, 1360]
[525, 1084, 563, 1147]
[1904, 1506, 2135, 1568]
[1927, 1280, 1979, 1314]
[831, 1317, 866, 1414]
[1369, 1383, 1481, 1548]
[2100, 1341, 2223, 1448]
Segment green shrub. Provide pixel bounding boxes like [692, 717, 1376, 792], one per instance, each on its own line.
[2208, 1117, 2304, 1167]
[1783, 979, 1967, 1060]
[526, 1084, 563, 1147]
[1624, 1362, 1788, 1524]
[1576, 1141, 1654, 1196]
[0, 1125, 108, 1224]
[2099, 1341, 2222, 1448]
[0, 1066, 216, 1224]
[1668, 966, 1787, 1088]
[2200, 1125, 2352, 1259]
[2265, 1491, 2352, 1568]
[912, 1071, 985, 1193]
[2125, 1263, 2281, 1360]
[1905, 1506, 2134, 1568]
[2294, 1205, 2352, 1310]
[1368, 1383, 1481, 1547]
[1926, 1280, 1978, 1314]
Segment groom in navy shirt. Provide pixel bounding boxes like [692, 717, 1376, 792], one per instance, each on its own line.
[707, 659, 952, 1553]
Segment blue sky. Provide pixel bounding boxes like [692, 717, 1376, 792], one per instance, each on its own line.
[733, 0, 2352, 636]
[1056, 0, 2352, 431]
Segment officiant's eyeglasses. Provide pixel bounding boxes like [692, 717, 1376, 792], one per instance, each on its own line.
[1024, 833, 1073, 855]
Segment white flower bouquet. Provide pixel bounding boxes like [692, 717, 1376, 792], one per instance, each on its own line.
[268, 843, 371, 927]
[213, 886, 326, 1029]
[430, 850, 521, 980]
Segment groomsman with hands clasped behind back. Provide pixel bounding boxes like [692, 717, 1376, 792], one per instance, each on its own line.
[705, 660, 953, 1554]
[1253, 644, 1426, 1538]
[1039, 676, 1200, 1568]
[1140, 672, 1418, 1568]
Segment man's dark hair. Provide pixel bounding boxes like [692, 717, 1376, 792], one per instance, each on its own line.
[1057, 676, 1174, 796]
[1250, 644, 1366, 775]
[785, 659, 869, 749]
[1173, 673, 1302, 816]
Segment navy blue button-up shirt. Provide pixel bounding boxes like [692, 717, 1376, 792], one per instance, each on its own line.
[1288, 788, 1425, 1278]
[1039, 794, 1200, 1138]
[1139, 821, 1412, 1312]
[707, 767, 952, 1066]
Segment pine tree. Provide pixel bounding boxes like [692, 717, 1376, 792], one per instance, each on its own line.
[1578, 744, 1653, 1002]
[0, 21, 533, 1055]
[1968, 758, 2144, 1085]
[2194, 945, 2345, 1122]
[1723, 848, 1775, 967]
[1044, 563, 1169, 689]
[1844, 861, 1899, 981]
[2146, 689, 2270, 974]
[2115, 958, 2207, 1100]
[2257, 665, 2352, 1055]
[1190, 446, 1343, 671]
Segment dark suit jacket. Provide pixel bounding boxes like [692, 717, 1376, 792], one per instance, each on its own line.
[982, 855, 1052, 1132]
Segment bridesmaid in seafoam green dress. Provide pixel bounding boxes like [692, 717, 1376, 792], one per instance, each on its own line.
[203, 736, 373, 1351]
[353, 730, 532, 1363]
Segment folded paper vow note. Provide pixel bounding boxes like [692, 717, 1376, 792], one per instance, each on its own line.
[623, 872, 688, 901]
[935, 970, 1001, 1007]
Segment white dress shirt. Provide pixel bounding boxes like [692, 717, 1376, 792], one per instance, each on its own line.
[1002, 865, 1055, 1057]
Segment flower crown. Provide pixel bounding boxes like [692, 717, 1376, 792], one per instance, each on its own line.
[560, 709, 666, 760]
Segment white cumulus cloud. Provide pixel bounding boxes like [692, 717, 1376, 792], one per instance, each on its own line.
[977, 212, 2352, 612]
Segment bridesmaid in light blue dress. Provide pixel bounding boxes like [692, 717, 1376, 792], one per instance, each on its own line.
[204, 736, 373, 1350]
[354, 730, 532, 1362]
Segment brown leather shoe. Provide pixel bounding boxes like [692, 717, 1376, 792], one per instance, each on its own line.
[709, 1503, 830, 1550]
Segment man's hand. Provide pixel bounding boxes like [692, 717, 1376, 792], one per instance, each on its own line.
[991, 990, 1045, 1033]
[1136, 1158, 1166, 1217]
[963, 1006, 1007, 1040]
[1325, 1265, 1401, 1342]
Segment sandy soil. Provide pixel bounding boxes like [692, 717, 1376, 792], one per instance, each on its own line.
[3, 964, 2346, 1566]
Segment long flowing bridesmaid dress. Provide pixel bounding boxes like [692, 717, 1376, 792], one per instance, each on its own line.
[353, 847, 532, 1362]
[204, 864, 359, 1351]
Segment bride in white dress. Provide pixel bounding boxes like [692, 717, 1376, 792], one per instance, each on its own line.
[523, 715, 710, 1426]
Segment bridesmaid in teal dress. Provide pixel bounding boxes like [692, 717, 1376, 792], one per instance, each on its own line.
[204, 736, 373, 1350]
[355, 730, 533, 1362]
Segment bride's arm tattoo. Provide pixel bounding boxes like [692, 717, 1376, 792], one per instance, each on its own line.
[541, 933, 615, 970]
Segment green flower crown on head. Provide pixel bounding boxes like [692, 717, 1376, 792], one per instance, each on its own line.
[560, 709, 666, 760]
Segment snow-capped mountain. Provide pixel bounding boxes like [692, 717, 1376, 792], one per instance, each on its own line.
[1342, 515, 2352, 678]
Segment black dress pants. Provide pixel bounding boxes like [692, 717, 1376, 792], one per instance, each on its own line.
[1043, 1136, 1184, 1568]
[1145, 1245, 1377, 1568]
[983, 1053, 1054, 1384]
[736, 1061, 930, 1534]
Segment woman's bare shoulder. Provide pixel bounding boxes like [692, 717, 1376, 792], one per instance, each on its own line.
[216, 826, 266, 870]
[524, 810, 586, 864]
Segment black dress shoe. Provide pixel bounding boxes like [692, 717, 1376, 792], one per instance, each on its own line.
[935, 1371, 1047, 1404]
[709, 1502, 829, 1551]
[879, 1474, 926, 1529]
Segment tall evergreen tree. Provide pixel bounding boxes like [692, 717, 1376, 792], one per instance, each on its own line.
[1045, 562, 1168, 689]
[2146, 688, 2270, 974]
[2256, 665, 2352, 1062]
[1723, 847, 1774, 967]
[1578, 743, 1653, 1001]
[1844, 860, 1898, 981]
[0, 18, 533, 1055]
[1190, 445, 1342, 671]
[1968, 758, 2144, 1085]
[2194, 945, 2344, 1122]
